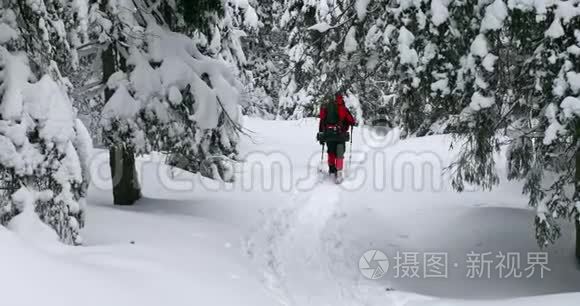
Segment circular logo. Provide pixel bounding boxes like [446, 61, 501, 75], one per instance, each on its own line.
[359, 249, 389, 280]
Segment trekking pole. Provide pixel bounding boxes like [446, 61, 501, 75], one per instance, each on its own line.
[320, 143, 325, 172]
[348, 126, 354, 169]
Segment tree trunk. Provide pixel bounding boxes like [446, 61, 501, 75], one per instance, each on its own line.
[109, 145, 141, 205]
[576, 144, 580, 259]
[575, 120, 580, 260]
[576, 219, 580, 260]
[102, 41, 141, 205]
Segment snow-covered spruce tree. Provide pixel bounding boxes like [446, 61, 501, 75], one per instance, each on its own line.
[0, 49, 89, 244]
[276, 0, 417, 124]
[409, 0, 478, 136]
[277, 0, 467, 131]
[303, 0, 580, 254]
[156, 0, 266, 118]
[315, 0, 392, 126]
[278, 0, 580, 256]
[448, 0, 506, 193]
[356, 2, 402, 128]
[90, 0, 254, 205]
[0, 3, 92, 244]
[375, 0, 486, 137]
[162, 0, 259, 178]
[384, 0, 436, 137]
[498, 2, 559, 248]
[523, 1, 580, 257]
[92, 0, 142, 205]
[436, 1, 580, 257]
[276, 1, 355, 119]
[4, 0, 94, 182]
[242, 0, 286, 118]
[159, 0, 255, 180]
[277, 0, 329, 119]
[166, 0, 258, 179]
[201, 0, 278, 118]
[7, 0, 88, 76]
[3, 0, 94, 132]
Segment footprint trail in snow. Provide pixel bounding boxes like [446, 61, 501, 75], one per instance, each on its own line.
[244, 126, 404, 306]
[246, 182, 382, 306]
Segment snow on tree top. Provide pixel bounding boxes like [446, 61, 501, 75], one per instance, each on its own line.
[431, 0, 450, 26]
[470, 34, 489, 57]
[561, 96, 580, 119]
[128, 47, 163, 101]
[480, 0, 508, 32]
[308, 22, 332, 33]
[101, 84, 141, 121]
[469, 91, 495, 111]
[355, 0, 371, 21]
[344, 27, 358, 54]
[24, 75, 76, 146]
[546, 18, 565, 38]
[0, 23, 18, 44]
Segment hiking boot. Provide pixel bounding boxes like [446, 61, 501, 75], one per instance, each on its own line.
[329, 165, 337, 175]
[335, 170, 344, 184]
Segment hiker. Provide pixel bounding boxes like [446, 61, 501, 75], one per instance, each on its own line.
[317, 92, 357, 182]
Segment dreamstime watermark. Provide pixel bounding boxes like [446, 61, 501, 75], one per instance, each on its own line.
[87, 126, 480, 193]
[358, 250, 551, 280]
[87, 147, 478, 193]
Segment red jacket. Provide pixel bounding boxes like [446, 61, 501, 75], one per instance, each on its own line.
[319, 95, 356, 133]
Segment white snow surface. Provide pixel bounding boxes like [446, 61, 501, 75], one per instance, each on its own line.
[7, 187, 59, 244]
[1, 118, 580, 306]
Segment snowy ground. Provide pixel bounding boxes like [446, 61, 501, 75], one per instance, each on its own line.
[2, 117, 580, 306]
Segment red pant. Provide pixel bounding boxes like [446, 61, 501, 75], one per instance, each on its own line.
[327, 142, 345, 170]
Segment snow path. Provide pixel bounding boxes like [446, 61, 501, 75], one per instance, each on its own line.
[245, 182, 371, 306]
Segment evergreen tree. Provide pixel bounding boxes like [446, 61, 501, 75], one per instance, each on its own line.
[78, 0, 257, 206]
[242, 0, 286, 118]
[0, 2, 92, 244]
[277, 0, 319, 119]
[398, 0, 580, 257]
[280, 0, 580, 257]
[445, 0, 580, 257]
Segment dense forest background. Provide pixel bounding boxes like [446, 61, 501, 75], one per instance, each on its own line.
[0, 0, 579, 256]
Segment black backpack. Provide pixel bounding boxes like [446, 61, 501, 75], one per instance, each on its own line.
[322, 100, 349, 142]
[325, 100, 340, 125]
